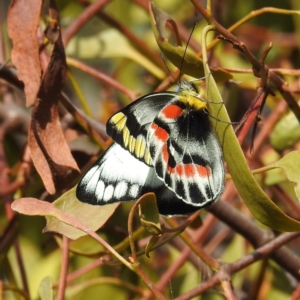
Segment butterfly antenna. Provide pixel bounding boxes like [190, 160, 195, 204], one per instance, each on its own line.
[179, 22, 197, 79]
[161, 53, 176, 80]
[203, 109, 240, 125]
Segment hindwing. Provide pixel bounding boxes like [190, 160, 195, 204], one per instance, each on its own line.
[147, 99, 224, 207]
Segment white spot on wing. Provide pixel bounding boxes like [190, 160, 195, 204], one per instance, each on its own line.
[95, 180, 105, 202]
[114, 181, 127, 198]
[103, 185, 114, 202]
[129, 184, 139, 197]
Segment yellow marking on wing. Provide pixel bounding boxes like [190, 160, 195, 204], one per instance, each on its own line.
[135, 136, 145, 158]
[110, 112, 127, 132]
[144, 149, 151, 165]
[123, 127, 130, 147]
[135, 137, 141, 157]
[111, 112, 152, 165]
[129, 135, 136, 153]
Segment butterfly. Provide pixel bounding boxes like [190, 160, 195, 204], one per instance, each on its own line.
[76, 81, 225, 216]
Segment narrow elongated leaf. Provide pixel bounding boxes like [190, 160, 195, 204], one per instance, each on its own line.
[7, 0, 42, 106]
[28, 7, 80, 194]
[202, 25, 300, 232]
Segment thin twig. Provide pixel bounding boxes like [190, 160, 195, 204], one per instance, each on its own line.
[208, 200, 300, 280]
[173, 230, 300, 299]
[191, 0, 300, 122]
[63, 0, 112, 46]
[67, 58, 137, 101]
[57, 236, 69, 300]
[127, 197, 165, 299]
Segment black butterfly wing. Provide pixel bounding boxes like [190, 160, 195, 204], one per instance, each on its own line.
[148, 99, 225, 207]
[106, 92, 177, 166]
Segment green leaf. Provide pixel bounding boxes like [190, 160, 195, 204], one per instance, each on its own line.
[38, 276, 53, 300]
[271, 151, 300, 201]
[11, 187, 118, 239]
[45, 187, 118, 239]
[202, 25, 300, 232]
[145, 235, 161, 258]
[149, 3, 232, 82]
[270, 107, 300, 151]
[138, 193, 162, 257]
[138, 193, 162, 236]
[55, 234, 106, 258]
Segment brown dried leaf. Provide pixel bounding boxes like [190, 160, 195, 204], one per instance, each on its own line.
[29, 5, 79, 194]
[7, 0, 42, 107]
[149, 3, 232, 81]
[29, 100, 79, 194]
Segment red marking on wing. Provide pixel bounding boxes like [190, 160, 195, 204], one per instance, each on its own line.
[176, 164, 183, 176]
[150, 123, 158, 130]
[162, 104, 183, 119]
[166, 160, 211, 178]
[152, 124, 169, 142]
[196, 165, 211, 177]
[184, 164, 195, 177]
[182, 164, 210, 178]
[153, 125, 211, 179]
[162, 144, 169, 162]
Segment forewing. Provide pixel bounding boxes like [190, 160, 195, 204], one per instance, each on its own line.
[106, 92, 176, 165]
[148, 101, 225, 207]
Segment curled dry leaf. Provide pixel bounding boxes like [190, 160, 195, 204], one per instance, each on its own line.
[28, 7, 79, 194]
[7, 0, 42, 107]
[149, 2, 232, 82]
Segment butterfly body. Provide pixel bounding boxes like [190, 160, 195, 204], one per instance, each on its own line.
[76, 81, 225, 216]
